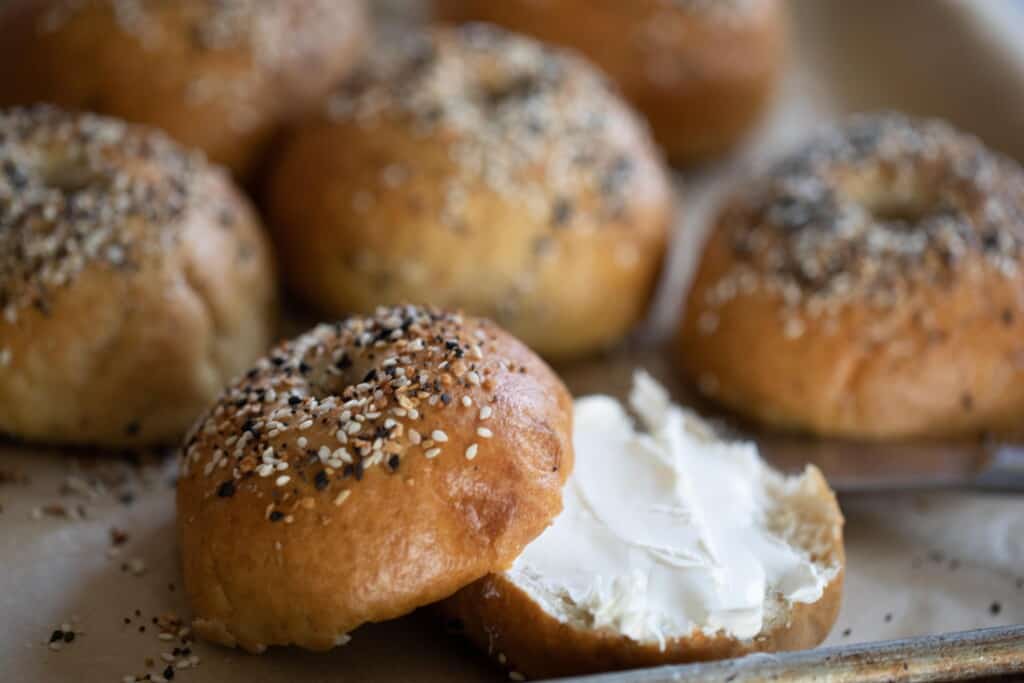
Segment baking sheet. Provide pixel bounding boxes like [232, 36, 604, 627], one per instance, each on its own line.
[4, 1, 1024, 681]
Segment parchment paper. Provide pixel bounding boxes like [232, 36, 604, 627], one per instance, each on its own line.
[3, 2, 1024, 681]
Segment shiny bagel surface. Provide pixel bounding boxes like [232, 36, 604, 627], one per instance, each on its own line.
[177, 305, 574, 653]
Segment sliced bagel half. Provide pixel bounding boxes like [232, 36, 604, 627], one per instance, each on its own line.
[440, 372, 844, 679]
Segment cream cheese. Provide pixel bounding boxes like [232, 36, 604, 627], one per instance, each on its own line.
[507, 371, 835, 647]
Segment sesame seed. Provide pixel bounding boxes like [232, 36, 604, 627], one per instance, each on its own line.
[697, 311, 719, 335]
[257, 464, 274, 477]
[409, 430, 422, 444]
[297, 437, 308, 449]
[333, 490, 351, 506]
[477, 427, 493, 439]
[431, 430, 449, 442]
[465, 444, 478, 460]
[467, 371, 481, 385]
[275, 475, 290, 487]
[425, 448, 442, 459]
[783, 318, 805, 340]
[461, 396, 473, 407]
[479, 406, 492, 420]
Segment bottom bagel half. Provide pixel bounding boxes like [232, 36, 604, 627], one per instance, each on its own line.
[439, 373, 845, 679]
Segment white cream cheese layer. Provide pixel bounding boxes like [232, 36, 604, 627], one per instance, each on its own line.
[507, 372, 834, 647]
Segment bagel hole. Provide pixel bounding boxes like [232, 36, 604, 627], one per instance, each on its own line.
[866, 198, 932, 226]
[302, 353, 377, 403]
[304, 371, 353, 403]
[842, 170, 944, 229]
[482, 74, 541, 108]
[40, 158, 103, 194]
[847, 182, 944, 230]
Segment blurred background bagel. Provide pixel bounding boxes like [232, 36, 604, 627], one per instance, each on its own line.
[265, 24, 673, 360]
[0, 0, 369, 179]
[434, 0, 787, 165]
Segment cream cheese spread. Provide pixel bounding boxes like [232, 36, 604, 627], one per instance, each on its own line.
[507, 371, 836, 647]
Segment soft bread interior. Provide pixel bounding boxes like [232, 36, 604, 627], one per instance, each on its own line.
[503, 372, 844, 648]
[750, 464, 844, 640]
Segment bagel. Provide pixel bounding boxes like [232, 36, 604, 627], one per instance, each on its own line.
[680, 113, 1024, 440]
[265, 24, 672, 360]
[440, 371, 844, 679]
[176, 305, 574, 653]
[0, 0, 369, 178]
[434, 0, 786, 165]
[0, 105, 276, 447]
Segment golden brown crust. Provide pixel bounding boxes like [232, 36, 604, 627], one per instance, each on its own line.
[680, 113, 1024, 440]
[265, 24, 672, 360]
[440, 466, 844, 680]
[443, 572, 844, 679]
[0, 105, 276, 447]
[0, 0, 369, 178]
[434, 0, 786, 165]
[176, 306, 574, 653]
